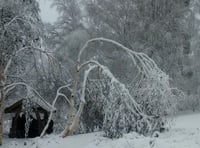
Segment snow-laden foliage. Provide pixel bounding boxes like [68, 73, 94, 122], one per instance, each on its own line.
[131, 70, 181, 133]
[72, 38, 183, 138]
[81, 64, 179, 138]
[81, 79, 108, 133]
[102, 80, 143, 138]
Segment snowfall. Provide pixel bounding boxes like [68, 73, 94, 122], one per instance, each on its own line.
[2, 112, 200, 148]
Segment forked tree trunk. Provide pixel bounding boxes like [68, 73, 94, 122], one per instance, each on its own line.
[0, 65, 4, 145]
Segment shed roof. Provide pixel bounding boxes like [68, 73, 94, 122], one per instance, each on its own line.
[5, 90, 56, 113]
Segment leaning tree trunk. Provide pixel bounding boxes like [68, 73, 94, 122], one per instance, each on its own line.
[0, 65, 4, 145]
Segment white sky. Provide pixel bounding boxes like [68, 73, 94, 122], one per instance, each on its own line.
[37, 0, 59, 23]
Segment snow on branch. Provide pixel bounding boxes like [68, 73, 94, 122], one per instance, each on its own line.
[4, 82, 55, 111]
[80, 60, 142, 111]
[78, 37, 162, 78]
[4, 46, 55, 76]
[40, 84, 71, 137]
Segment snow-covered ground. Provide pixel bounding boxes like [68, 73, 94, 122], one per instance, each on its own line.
[2, 113, 200, 148]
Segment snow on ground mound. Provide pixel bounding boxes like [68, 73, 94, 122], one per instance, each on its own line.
[3, 113, 200, 148]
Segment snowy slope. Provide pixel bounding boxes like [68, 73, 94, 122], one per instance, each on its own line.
[3, 113, 200, 148]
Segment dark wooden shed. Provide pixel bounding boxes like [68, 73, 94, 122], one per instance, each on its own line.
[4, 97, 56, 138]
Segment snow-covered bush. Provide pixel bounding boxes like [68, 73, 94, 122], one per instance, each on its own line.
[102, 80, 142, 138]
[79, 64, 180, 138]
[133, 70, 180, 130]
[81, 73, 142, 138]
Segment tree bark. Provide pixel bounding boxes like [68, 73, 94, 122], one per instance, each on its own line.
[0, 65, 5, 145]
[63, 63, 79, 137]
[69, 102, 85, 134]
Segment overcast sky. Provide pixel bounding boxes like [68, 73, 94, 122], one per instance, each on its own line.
[37, 0, 59, 23]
